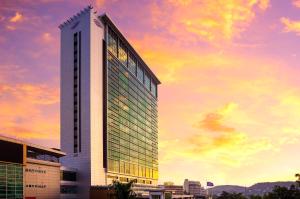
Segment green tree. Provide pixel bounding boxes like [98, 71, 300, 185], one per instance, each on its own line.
[263, 186, 291, 199]
[296, 173, 300, 187]
[249, 195, 262, 199]
[112, 180, 136, 199]
[215, 191, 247, 199]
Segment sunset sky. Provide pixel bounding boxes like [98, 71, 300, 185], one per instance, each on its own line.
[1, 0, 300, 187]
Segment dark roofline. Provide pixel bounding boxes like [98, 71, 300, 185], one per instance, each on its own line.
[100, 14, 161, 85]
[59, 5, 92, 29]
[0, 134, 66, 157]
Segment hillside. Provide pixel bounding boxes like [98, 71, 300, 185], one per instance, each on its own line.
[208, 181, 295, 196]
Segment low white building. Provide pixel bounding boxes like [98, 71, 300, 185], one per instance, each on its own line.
[183, 179, 206, 197]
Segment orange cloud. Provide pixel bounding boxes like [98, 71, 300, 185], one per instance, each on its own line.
[0, 127, 49, 140]
[257, 0, 270, 10]
[95, 0, 105, 7]
[9, 12, 23, 23]
[280, 17, 300, 35]
[6, 25, 16, 31]
[150, 0, 270, 43]
[41, 32, 54, 43]
[0, 81, 59, 145]
[196, 113, 235, 133]
[0, 84, 58, 105]
[292, 0, 300, 8]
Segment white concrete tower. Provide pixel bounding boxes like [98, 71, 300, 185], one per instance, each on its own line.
[60, 6, 105, 198]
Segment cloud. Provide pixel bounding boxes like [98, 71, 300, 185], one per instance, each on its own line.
[280, 17, 300, 35]
[41, 32, 54, 43]
[149, 0, 270, 44]
[9, 12, 23, 23]
[0, 83, 59, 105]
[189, 103, 265, 158]
[0, 127, 49, 139]
[292, 0, 300, 8]
[95, 0, 105, 7]
[195, 103, 236, 132]
[0, 16, 5, 21]
[0, 36, 5, 43]
[6, 25, 16, 31]
[257, 0, 270, 10]
[158, 103, 273, 168]
[0, 80, 59, 144]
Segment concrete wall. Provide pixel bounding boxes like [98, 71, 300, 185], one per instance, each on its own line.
[60, 6, 106, 198]
[24, 159, 61, 199]
[90, 9, 106, 186]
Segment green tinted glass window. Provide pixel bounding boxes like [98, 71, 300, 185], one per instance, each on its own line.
[106, 31, 158, 182]
[0, 163, 23, 198]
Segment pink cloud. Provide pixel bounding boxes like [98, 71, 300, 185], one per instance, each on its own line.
[9, 12, 23, 23]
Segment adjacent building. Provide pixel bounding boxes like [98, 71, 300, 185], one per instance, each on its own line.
[159, 185, 185, 195]
[0, 135, 65, 199]
[60, 6, 160, 198]
[184, 179, 206, 198]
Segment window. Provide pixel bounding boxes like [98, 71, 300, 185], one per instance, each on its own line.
[61, 170, 76, 181]
[137, 64, 143, 83]
[73, 31, 81, 153]
[118, 41, 128, 66]
[60, 185, 77, 194]
[0, 163, 23, 199]
[144, 72, 150, 91]
[108, 28, 118, 57]
[27, 148, 59, 163]
[106, 26, 159, 184]
[120, 161, 125, 174]
[125, 162, 130, 174]
[128, 53, 136, 75]
[113, 160, 120, 173]
[151, 80, 157, 97]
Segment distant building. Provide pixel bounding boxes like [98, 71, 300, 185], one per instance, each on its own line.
[149, 188, 194, 199]
[184, 179, 206, 198]
[159, 185, 185, 195]
[0, 135, 65, 199]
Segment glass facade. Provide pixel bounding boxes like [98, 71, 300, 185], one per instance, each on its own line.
[0, 162, 23, 199]
[128, 53, 136, 76]
[137, 64, 143, 84]
[106, 27, 158, 183]
[27, 147, 60, 163]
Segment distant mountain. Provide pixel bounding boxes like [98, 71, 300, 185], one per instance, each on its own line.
[208, 181, 295, 196]
[247, 181, 295, 196]
[208, 185, 246, 196]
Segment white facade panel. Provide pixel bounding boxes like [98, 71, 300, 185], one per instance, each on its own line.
[60, 7, 105, 198]
[90, 11, 106, 186]
[24, 159, 61, 199]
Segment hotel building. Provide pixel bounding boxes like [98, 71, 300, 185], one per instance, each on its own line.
[60, 6, 160, 197]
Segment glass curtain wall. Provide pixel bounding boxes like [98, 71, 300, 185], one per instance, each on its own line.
[0, 162, 23, 199]
[106, 27, 158, 183]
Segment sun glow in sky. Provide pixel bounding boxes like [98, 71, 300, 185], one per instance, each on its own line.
[1, 0, 300, 186]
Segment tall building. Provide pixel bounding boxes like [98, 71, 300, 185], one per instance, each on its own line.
[60, 6, 160, 197]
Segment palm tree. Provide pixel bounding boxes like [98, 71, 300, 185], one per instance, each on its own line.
[295, 173, 300, 187]
[112, 180, 136, 199]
